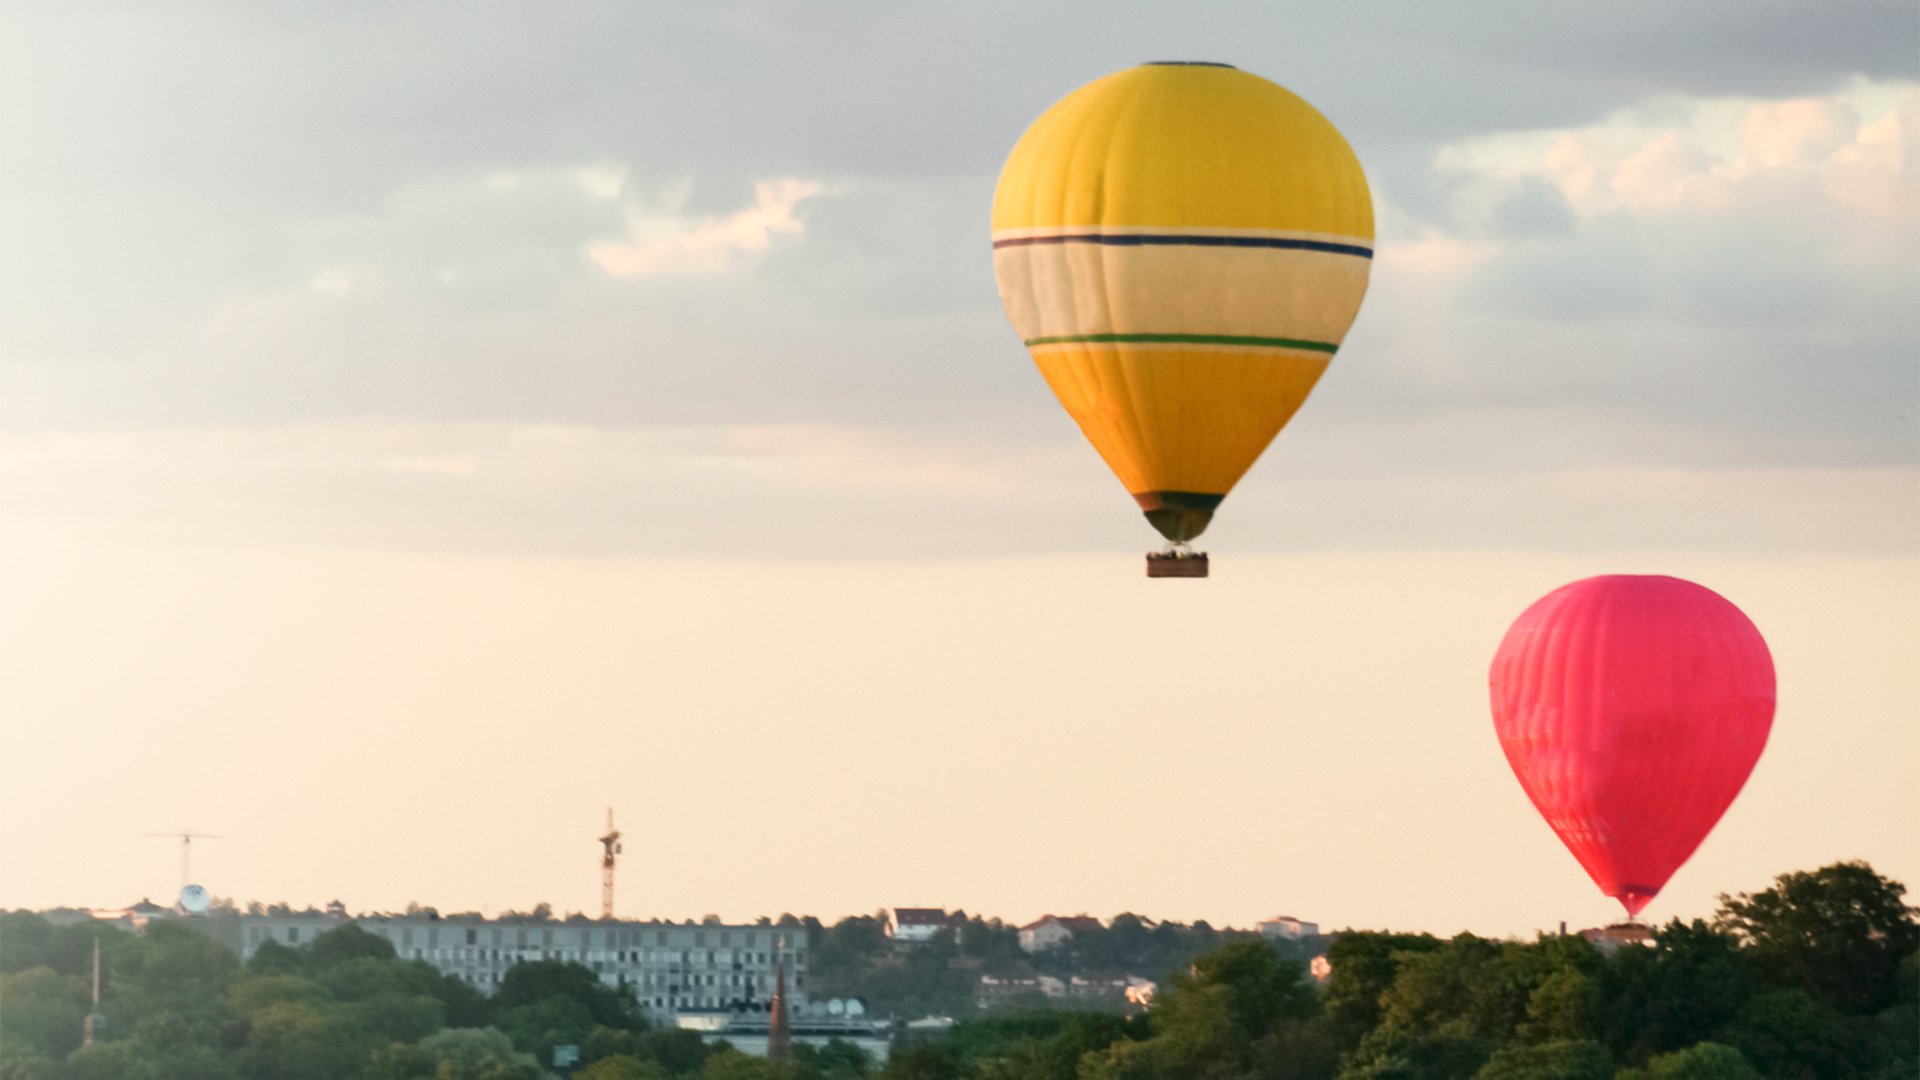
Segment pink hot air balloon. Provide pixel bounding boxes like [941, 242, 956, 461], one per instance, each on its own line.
[1489, 575, 1775, 917]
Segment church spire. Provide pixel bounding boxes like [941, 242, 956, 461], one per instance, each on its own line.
[767, 935, 792, 1062]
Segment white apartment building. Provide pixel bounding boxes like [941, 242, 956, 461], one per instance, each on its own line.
[234, 915, 809, 1020]
[1256, 916, 1318, 940]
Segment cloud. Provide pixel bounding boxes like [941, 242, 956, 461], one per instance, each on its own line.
[589, 179, 828, 278]
[1350, 80, 1920, 468]
[0, 6, 1912, 559]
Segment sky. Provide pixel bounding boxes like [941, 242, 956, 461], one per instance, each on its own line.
[1, 2, 1915, 939]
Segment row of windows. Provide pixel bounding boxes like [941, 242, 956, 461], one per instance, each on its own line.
[434, 927, 795, 949]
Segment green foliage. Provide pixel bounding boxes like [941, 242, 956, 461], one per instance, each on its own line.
[1614, 1042, 1761, 1080]
[632, 1028, 720, 1075]
[1721, 989, 1878, 1080]
[380, 1026, 550, 1080]
[1469, 1039, 1611, 1080]
[3, 859, 1914, 1080]
[1593, 920, 1752, 1065]
[0, 913, 57, 973]
[935, 1011, 1129, 1079]
[1715, 860, 1920, 1015]
[579, 1056, 672, 1080]
[495, 959, 642, 1029]
[246, 938, 308, 976]
[1520, 969, 1597, 1043]
[0, 967, 89, 1059]
[62, 1034, 237, 1080]
[109, 919, 240, 1030]
[877, 1045, 962, 1080]
[309, 924, 400, 968]
[1338, 1023, 1491, 1080]
[701, 1047, 800, 1079]
[1078, 940, 1318, 1079]
[1323, 931, 1444, 1049]
[0, 1043, 62, 1080]
[793, 1038, 876, 1080]
[0, 914, 131, 980]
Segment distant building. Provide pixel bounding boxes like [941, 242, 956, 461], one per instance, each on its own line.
[1066, 974, 1133, 1000]
[887, 908, 949, 944]
[976, 973, 1062, 1009]
[231, 913, 809, 1020]
[1579, 923, 1653, 955]
[1256, 916, 1318, 941]
[1018, 914, 1102, 953]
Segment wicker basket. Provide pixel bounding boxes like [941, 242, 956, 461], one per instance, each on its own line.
[1145, 552, 1210, 578]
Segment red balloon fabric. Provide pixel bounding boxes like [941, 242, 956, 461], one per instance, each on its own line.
[1489, 575, 1776, 917]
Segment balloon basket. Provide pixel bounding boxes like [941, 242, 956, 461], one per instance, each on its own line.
[1146, 550, 1209, 578]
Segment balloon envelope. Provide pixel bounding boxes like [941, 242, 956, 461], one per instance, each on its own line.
[1488, 575, 1775, 916]
[992, 62, 1373, 542]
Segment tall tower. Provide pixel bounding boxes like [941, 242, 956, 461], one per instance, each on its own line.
[767, 936, 792, 1062]
[83, 939, 102, 1047]
[597, 808, 622, 919]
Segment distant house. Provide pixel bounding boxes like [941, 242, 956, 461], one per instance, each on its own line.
[976, 973, 1063, 1009]
[1256, 916, 1318, 941]
[1018, 914, 1102, 953]
[888, 908, 949, 944]
[1579, 923, 1653, 955]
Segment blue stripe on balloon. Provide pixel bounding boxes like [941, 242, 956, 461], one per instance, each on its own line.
[992, 233, 1372, 259]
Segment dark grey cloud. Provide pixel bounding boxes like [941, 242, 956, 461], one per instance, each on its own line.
[2, 1, 1913, 557]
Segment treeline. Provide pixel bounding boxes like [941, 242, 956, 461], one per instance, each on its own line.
[0, 916, 864, 1080]
[1, 860, 1914, 1079]
[801, 911, 1295, 1018]
[886, 861, 1917, 1080]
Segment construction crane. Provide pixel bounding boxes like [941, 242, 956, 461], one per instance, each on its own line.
[597, 808, 622, 919]
[141, 829, 222, 891]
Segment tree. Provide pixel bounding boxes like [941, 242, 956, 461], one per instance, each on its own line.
[1471, 1039, 1613, 1080]
[701, 1049, 800, 1079]
[1338, 1024, 1490, 1080]
[495, 960, 643, 1030]
[1615, 1042, 1762, 1080]
[228, 991, 380, 1080]
[0, 967, 88, 1059]
[633, 1028, 718, 1075]
[1322, 932, 1443, 1049]
[877, 1045, 961, 1080]
[793, 1038, 874, 1080]
[1594, 920, 1753, 1065]
[62, 1032, 236, 1080]
[389, 1027, 548, 1080]
[0, 914, 57, 973]
[1715, 861, 1919, 1015]
[108, 920, 241, 1037]
[1520, 969, 1597, 1043]
[1080, 940, 1318, 1079]
[578, 1056, 670, 1080]
[1721, 989, 1878, 1080]
[247, 939, 308, 976]
[1177, 940, 1318, 1040]
[309, 924, 399, 969]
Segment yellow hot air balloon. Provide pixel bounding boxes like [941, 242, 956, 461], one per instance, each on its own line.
[992, 62, 1373, 577]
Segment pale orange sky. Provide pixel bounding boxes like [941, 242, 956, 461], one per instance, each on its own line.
[2, 6, 1915, 944]
[3, 532, 1912, 939]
